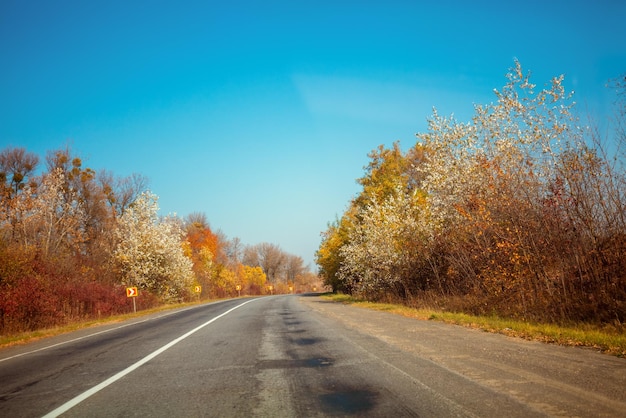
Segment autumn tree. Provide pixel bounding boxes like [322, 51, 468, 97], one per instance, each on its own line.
[0, 155, 129, 332]
[0, 146, 193, 332]
[316, 212, 354, 293]
[241, 264, 266, 294]
[15, 168, 87, 261]
[321, 62, 626, 324]
[0, 147, 40, 242]
[44, 149, 116, 273]
[412, 62, 589, 318]
[353, 141, 408, 212]
[317, 139, 431, 295]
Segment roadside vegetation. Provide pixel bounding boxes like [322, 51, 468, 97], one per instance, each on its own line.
[324, 293, 626, 357]
[317, 63, 626, 338]
[0, 298, 209, 348]
[0, 146, 321, 337]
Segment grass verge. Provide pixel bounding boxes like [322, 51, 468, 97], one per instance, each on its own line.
[0, 300, 206, 349]
[322, 293, 626, 357]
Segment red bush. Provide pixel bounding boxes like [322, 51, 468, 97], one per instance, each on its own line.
[0, 276, 61, 333]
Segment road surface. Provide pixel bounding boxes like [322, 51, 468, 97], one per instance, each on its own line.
[1, 294, 625, 417]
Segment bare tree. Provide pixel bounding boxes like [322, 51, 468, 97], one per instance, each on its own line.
[242, 244, 260, 267]
[185, 212, 210, 229]
[113, 173, 149, 215]
[0, 147, 39, 195]
[244, 242, 286, 282]
[284, 254, 306, 283]
[225, 237, 243, 266]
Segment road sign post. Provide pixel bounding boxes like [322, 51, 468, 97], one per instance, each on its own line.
[126, 287, 138, 313]
[193, 285, 202, 300]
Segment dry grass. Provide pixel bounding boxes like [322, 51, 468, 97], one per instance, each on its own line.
[4, 294, 624, 358]
[323, 293, 626, 357]
[0, 300, 205, 349]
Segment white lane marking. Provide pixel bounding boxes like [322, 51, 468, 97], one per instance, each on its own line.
[0, 302, 221, 363]
[42, 299, 257, 418]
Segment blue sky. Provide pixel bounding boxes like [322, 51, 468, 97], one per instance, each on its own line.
[1, 0, 625, 268]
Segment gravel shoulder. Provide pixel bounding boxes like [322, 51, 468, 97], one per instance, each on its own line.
[300, 295, 626, 417]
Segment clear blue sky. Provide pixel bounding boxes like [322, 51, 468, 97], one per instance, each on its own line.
[1, 0, 625, 268]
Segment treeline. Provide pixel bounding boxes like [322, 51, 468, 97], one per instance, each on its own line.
[317, 62, 626, 326]
[0, 148, 316, 334]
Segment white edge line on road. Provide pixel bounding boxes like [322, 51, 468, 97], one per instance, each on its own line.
[42, 298, 257, 418]
[0, 301, 223, 363]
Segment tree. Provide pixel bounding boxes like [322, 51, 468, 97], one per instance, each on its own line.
[241, 264, 266, 293]
[0, 147, 39, 196]
[242, 244, 260, 267]
[413, 61, 583, 317]
[339, 187, 431, 299]
[248, 242, 285, 282]
[0, 147, 41, 242]
[0, 147, 147, 333]
[322, 61, 626, 323]
[184, 212, 221, 297]
[111, 172, 149, 216]
[225, 237, 244, 267]
[284, 254, 306, 283]
[114, 192, 194, 301]
[9, 168, 86, 261]
[353, 141, 408, 212]
[316, 212, 354, 293]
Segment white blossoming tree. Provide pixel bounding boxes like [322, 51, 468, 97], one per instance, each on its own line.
[414, 61, 580, 310]
[339, 186, 433, 299]
[114, 191, 194, 301]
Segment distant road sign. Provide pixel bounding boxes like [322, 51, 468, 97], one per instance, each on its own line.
[126, 287, 138, 297]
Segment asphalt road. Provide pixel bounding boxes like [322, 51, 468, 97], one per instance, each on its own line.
[1, 294, 625, 417]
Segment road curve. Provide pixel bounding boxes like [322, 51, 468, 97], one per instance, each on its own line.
[1, 294, 625, 417]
